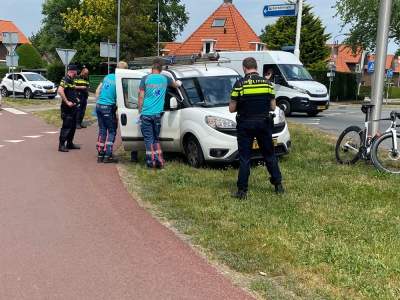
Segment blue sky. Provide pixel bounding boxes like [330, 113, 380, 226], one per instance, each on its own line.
[1, 0, 398, 54]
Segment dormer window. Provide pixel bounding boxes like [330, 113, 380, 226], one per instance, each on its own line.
[212, 18, 226, 27]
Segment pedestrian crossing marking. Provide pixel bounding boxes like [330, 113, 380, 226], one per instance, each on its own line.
[24, 135, 43, 138]
[3, 140, 25, 143]
[2, 108, 27, 115]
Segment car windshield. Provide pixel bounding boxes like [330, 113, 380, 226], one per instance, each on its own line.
[278, 64, 314, 81]
[181, 75, 240, 107]
[24, 74, 48, 81]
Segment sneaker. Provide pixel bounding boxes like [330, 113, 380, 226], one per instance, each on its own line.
[97, 155, 104, 163]
[131, 158, 140, 163]
[231, 190, 247, 200]
[275, 183, 284, 194]
[76, 123, 81, 129]
[103, 156, 118, 163]
[66, 143, 81, 149]
[80, 123, 87, 128]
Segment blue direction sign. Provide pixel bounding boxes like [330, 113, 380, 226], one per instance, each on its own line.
[263, 4, 297, 17]
[367, 62, 374, 73]
[282, 46, 295, 51]
[388, 68, 393, 78]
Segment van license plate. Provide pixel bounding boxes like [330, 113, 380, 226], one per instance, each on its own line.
[253, 139, 277, 149]
[317, 105, 325, 110]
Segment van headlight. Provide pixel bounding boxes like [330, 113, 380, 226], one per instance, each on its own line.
[205, 116, 236, 129]
[289, 85, 308, 94]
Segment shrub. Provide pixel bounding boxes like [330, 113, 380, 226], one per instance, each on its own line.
[15, 43, 44, 69]
[46, 62, 65, 83]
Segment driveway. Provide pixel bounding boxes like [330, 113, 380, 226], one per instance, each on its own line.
[0, 106, 255, 300]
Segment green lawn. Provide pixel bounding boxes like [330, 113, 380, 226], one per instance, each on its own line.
[15, 102, 400, 299]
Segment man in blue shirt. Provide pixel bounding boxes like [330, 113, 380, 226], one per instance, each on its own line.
[138, 59, 181, 169]
[95, 61, 129, 163]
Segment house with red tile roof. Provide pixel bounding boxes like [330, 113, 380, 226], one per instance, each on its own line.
[0, 20, 31, 64]
[329, 43, 400, 87]
[161, 0, 264, 56]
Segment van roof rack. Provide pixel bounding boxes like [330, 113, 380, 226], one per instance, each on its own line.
[130, 52, 229, 68]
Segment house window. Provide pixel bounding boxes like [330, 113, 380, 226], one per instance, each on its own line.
[257, 44, 265, 51]
[212, 19, 226, 27]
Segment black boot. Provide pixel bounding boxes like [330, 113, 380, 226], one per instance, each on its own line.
[80, 123, 87, 128]
[58, 141, 69, 152]
[66, 142, 81, 149]
[231, 190, 247, 200]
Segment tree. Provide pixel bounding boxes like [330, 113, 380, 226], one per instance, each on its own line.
[148, 0, 189, 42]
[333, 0, 400, 52]
[15, 43, 45, 69]
[31, 0, 80, 61]
[259, 1, 331, 68]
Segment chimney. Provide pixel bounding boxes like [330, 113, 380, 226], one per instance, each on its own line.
[223, 0, 232, 4]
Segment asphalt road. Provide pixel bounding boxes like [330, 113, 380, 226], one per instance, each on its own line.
[0, 106, 255, 300]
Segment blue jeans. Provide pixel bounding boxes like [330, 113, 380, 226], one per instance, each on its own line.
[236, 119, 282, 192]
[96, 104, 117, 156]
[140, 114, 165, 168]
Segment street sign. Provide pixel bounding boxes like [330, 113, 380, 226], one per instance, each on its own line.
[6, 55, 18, 67]
[328, 61, 335, 66]
[327, 72, 335, 77]
[367, 62, 374, 73]
[56, 48, 77, 65]
[1, 32, 19, 44]
[388, 68, 393, 78]
[100, 42, 117, 58]
[282, 46, 295, 51]
[13, 51, 19, 60]
[331, 66, 337, 71]
[263, 4, 297, 17]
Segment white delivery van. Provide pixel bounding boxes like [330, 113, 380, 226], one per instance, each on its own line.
[219, 51, 329, 116]
[115, 64, 291, 168]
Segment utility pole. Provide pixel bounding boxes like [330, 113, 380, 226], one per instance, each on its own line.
[293, 0, 303, 59]
[370, 0, 392, 136]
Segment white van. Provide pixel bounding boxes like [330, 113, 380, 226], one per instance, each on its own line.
[115, 64, 291, 168]
[219, 51, 329, 116]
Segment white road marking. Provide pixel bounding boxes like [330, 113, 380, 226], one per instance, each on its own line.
[23, 135, 44, 138]
[3, 140, 25, 143]
[305, 123, 320, 125]
[43, 131, 59, 134]
[2, 108, 27, 115]
[0, 145, 4, 148]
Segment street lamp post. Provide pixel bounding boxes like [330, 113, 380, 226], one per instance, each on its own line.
[117, 0, 121, 63]
[157, 0, 160, 57]
[294, 0, 303, 59]
[328, 33, 350, 100]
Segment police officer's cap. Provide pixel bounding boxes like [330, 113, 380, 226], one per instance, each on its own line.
[67, 65, 80, 72]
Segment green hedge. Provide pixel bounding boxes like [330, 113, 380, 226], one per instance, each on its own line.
[309, 70, 357, 101]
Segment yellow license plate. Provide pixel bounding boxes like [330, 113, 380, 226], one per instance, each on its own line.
[46, 90, 54, 93]
[317, 105, 325, 110]
[253, 140, 277, 149]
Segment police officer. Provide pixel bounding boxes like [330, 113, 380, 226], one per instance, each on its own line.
[229, 57, 284, 199]
[75, 67, 90, 129]
[58, 64, 81, 152]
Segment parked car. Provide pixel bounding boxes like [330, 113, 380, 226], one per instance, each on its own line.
[0, 72, 57, 99]
[115, 64, 291, 168]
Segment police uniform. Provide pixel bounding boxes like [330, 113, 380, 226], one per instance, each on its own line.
[75, 74, 90, 128]
[59, 73, 79, 150]
[230, 72, 283, 198]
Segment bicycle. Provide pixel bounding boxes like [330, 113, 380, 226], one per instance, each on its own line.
[335, 103, 400, 174]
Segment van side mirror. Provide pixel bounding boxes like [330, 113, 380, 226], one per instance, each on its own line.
[274, 74, 282, 85]
[170, 97, 178, 111]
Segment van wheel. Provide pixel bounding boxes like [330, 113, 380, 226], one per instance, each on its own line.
[24, 88, 33, 99]
[185, 136, 204, 168]
[307, 112, 319, 117]
[278, 99, 291, 116]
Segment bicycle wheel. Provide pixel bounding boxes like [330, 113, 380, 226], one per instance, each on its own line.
[335, 126, 364, 164]
[371, 132, 400, 174]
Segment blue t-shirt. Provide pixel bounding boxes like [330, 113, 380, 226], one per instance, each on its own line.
[139, 74, 172, 115]
[97, 74, 117, 106]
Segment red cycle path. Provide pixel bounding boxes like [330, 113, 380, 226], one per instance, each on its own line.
[0, 107, 255, 300]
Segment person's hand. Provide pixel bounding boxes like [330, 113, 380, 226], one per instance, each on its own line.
[67, 101, 73, 107]
[176, 80, 182, 87]
[77, 98, 80, 102]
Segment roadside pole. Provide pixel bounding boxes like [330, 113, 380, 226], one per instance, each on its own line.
[370, 0, 392, 136]
[2, 32, 19, 99]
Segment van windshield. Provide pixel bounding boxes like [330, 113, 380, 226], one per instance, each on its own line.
[181, 75, 240, 107]
[278, 64, 314, 81]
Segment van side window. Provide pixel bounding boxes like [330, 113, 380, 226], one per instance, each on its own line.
[122, 78, 140, 109]
[164, 87, 181, 111]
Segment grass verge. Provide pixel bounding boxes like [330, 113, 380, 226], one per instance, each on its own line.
[31, 106, 400, 299]
[1, 97, 60, 107]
